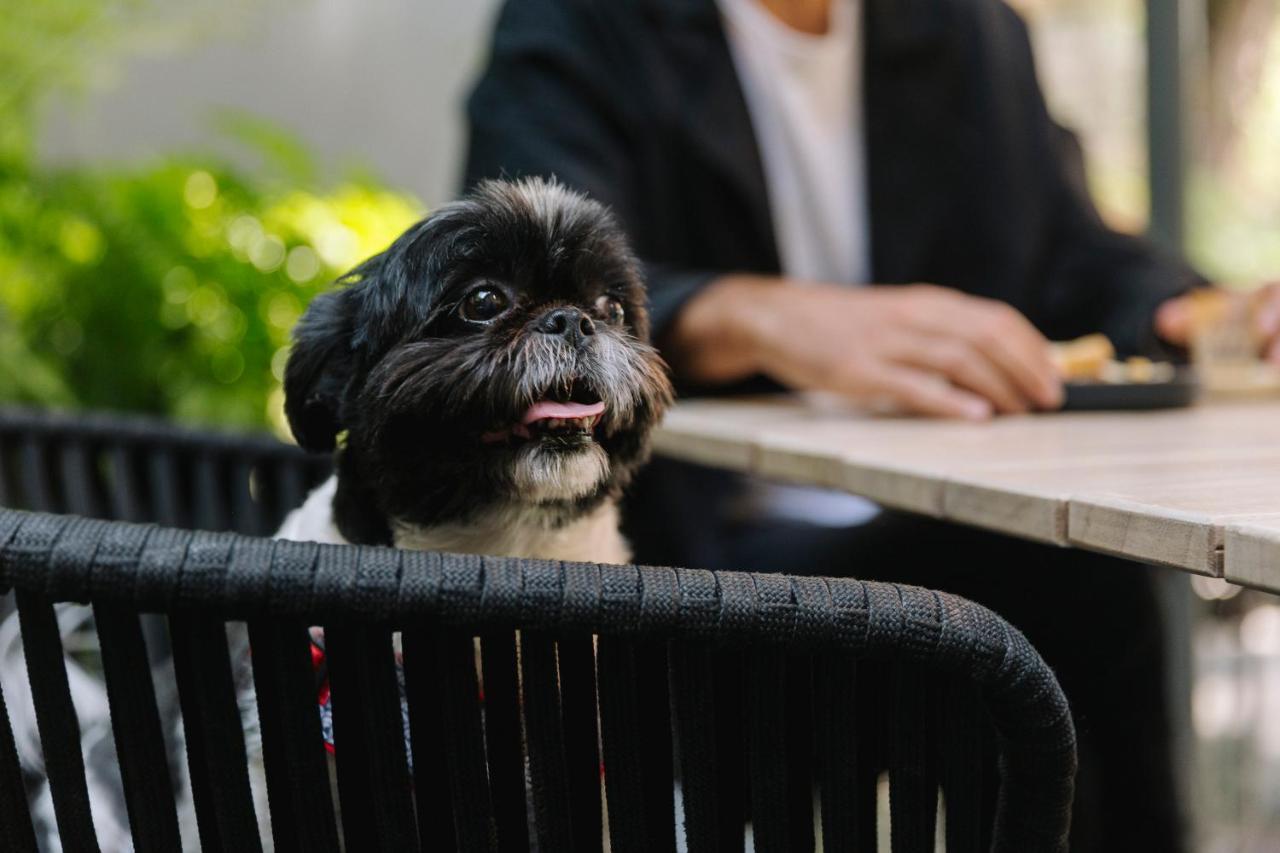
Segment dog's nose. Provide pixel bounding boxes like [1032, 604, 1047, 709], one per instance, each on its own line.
[536, 307, 595, 345]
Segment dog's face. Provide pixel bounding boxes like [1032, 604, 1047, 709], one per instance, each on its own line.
[283, 179, 673, 544]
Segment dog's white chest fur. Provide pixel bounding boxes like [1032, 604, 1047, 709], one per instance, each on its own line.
[276, 476, 630, 565]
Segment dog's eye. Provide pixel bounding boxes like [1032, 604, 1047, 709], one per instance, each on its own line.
[460, 288, 509, 323]
[594, 295, 625, 326]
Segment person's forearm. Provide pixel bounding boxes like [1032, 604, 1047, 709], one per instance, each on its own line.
[661, 274, 784, 385]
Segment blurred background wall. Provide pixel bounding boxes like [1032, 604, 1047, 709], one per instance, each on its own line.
[1013, 0, 1280, 286]
[32, 0, 1280, 281]
[37, 0, 503, 209]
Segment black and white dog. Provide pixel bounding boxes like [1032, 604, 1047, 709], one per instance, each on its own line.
[277, 178, 673, 564]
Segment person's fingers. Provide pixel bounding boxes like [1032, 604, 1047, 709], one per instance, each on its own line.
[980, 304, 1062, 407]
[1267, 338, 1280, 366]
[899, 338, 1028, 414]
[1155, 295, 1194, 346]
[918, 299, 1062, 409]
[977, 327, 1063, 411]
[867, 365, 994, 421]
[1252, 284, 1280, 343]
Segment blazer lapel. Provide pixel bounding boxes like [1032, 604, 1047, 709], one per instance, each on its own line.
[864, 0, 962, 284]
[651, 0, 961, 282]
[652, 0, 779, 268]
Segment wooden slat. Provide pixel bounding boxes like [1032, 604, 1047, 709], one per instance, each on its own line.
[650, 398, 813, 472]
[1069, 482, 1280, 575]
[946, 456, 1280, 547]
[1223, 517, 1280, 592]
[655, 396, 1280, 582]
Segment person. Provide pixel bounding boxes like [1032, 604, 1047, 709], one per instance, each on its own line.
[463, 0, 1280, 848]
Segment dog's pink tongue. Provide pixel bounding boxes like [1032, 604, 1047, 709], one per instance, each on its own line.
[522, 399, 605, 425]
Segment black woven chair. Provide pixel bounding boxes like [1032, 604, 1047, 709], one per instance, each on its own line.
[0, 406, 1076, 852]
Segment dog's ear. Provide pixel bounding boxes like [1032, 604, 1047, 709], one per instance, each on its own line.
[284, 288, 356, 452]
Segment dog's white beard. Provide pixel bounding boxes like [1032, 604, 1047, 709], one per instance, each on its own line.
[508, 442, 610, 503]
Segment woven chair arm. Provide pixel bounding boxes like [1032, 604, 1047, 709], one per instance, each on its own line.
[0, 507, 1075, 851]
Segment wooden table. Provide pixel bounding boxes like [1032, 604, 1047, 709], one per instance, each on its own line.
[652, 395, 1280, 590]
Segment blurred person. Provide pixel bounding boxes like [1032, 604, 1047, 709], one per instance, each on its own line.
[464, 0, 1280, 848]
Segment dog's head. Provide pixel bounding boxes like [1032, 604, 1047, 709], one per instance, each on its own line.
[283, 178, 673, 543]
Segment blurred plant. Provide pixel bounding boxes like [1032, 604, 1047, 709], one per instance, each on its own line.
[0, 143, 421, 432]
[0, 0, 421, 433]
[1020, 0, 1280, 287]
[1189, 19, 1280, 286]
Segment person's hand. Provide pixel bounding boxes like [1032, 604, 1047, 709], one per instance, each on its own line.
[669, 278, 1063, 419]
[1154, 283, 1280, 364]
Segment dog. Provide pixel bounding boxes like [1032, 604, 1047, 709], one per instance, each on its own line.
[268, 178, 673, 848]
[277, 177, 673, 565]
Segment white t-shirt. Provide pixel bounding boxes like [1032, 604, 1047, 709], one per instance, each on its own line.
[718, 0, 871, 286]
[717, 0, 878, 527]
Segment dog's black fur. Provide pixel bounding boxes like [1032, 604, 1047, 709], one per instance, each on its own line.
[283, 178, 673, 545]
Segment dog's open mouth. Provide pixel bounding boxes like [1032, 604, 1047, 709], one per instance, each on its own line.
[481, 382, 605, 445]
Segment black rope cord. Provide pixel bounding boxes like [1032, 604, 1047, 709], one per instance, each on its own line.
[558, 632, 604, 853]
[0, 668, 37, 852]
[247, 619, 341, 853]
[169, 613, 264, 853]
[520, 629, 575, 852]
[404, 623, 462, 853]
[478, 630, 528, 853]
[325, 623, 417, 851]
[595, 636, 649, 853]
[16, 590, 102, 853]
[94, 605, 183, 853]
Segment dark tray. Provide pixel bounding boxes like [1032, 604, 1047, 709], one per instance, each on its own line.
[1061, 367, 1200, 411]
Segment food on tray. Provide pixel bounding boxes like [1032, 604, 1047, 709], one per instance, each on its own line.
[1050, 333, 1114, 380]
[1050, 334, 1177, 384]
[1183, 288, 1280, 396]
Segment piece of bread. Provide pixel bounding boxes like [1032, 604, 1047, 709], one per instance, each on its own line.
[1051, 334, 1116, 380]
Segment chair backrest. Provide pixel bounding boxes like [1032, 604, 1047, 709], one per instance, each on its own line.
[0, 406, 331, 533]
[0, 409, 1077, 853]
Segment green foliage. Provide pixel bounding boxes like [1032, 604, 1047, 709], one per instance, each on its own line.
[0, 151, 421, 432]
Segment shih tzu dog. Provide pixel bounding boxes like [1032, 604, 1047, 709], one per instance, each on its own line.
[276, 177, 673, 564]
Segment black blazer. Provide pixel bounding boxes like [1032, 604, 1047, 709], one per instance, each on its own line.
[464, 0, 1201, 367]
